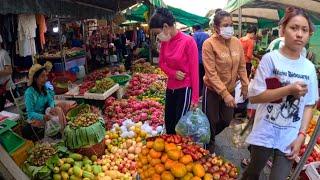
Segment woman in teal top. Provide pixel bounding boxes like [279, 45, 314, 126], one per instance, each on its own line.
[22, 64, 66, 141]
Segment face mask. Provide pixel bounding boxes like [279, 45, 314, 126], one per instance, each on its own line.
[157, 31, 171, 42]
[220, 26, 234, 39]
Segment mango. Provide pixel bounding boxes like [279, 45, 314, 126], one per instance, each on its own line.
[69, 153, 83, 161]
[65, 158, 75, 165]
[68, 167, 73, 175]
[53, 174, 62, 180]
[70, 175, 81, 180]
[61, 171, 69, 180]
[61, 163, 71, 171]
[83, 171, 95, 179]
[73, 166, 83, 177]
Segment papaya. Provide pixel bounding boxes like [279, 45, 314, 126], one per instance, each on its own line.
[69, 153, 83, 161]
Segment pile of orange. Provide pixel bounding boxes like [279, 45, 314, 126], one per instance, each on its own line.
[137, 138, 213, 180]
[307, 119, 317, 136]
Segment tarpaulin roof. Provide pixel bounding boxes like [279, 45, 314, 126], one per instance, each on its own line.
[224, 0, 320, 28]
[0, 0, 137, 19]
[124, 3, 210, 28]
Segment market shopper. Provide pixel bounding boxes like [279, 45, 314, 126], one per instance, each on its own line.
[149, 8, 199, 134]
[22, 64, 66, 141]
[242, 7, 318, 180]
[240, 25, 257, 77]
[0, 35, 15, 112]
[192, 24, 209, 97]
[202, 9, 249, 153]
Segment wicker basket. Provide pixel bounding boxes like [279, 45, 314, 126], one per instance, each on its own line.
[74, 139, 105, 157]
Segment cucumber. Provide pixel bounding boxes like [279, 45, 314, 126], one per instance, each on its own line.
[69, 153, 83, 161]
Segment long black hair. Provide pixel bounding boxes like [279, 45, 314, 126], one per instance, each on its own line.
[149, 8, 175, 29]
[31, 67, 47, 95]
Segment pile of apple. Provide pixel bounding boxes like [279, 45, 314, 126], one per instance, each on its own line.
[299, 144, 320, 164]
[104, 97, 164, 130]
[198, 154, 239, 179]
[125, 73, 159, 97]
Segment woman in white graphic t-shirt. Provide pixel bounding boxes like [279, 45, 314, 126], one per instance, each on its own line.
[241, 7, 319, 180]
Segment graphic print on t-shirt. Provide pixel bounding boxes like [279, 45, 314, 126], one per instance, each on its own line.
[263, 68, 309, 128]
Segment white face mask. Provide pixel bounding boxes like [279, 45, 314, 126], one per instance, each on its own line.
[157, 32, 171, 42]
[220, 26, 234, 39]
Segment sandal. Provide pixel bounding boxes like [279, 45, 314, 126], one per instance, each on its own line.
[241, 158, 250, 168]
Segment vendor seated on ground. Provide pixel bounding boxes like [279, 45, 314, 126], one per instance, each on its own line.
[22, 64, 66, 141]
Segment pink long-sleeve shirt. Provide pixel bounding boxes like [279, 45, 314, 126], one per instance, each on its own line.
[159, 31, 199, 103]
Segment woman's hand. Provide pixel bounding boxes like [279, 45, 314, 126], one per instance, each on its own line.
[224, 94, 236, 108]
[176, 71, 186, 81]
[286, 135, 305, 160]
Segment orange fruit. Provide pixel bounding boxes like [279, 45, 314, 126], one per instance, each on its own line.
[141, 147, 149, 155]
[167, 149, 181, 161]
[192, 163, 205, 178]
[141, 157, 148, 165]
[161, 171, 174, 180]
[152, 174, 161, 180]
[179, 155, 193, 165]
[181, 173, 194, 180]
[165, 143, 177, 152]
[153, 138, 165, 152]
[186, 163, 193, 172]
[165, 159, 176, 170]
[155, 163, 165, 174]
[137, 161, 143, 168]
[170, 162, 187, 178]
[191, 177, 201, 180]
[150, 158, 162, 166]
[146, 141, 154, 148]
[161, 153, 168, 163]
[149, 149, 162, 159]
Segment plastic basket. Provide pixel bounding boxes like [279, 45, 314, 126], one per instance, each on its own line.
[306, 162, 320, 180]
[110, 74, 131, 86]
[0, 130, 26, 155]
[52, 77, 69, 95]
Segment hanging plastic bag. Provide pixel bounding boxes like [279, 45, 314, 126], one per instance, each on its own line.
[175, 108, 211, 144]
[44, 108, 61, 138]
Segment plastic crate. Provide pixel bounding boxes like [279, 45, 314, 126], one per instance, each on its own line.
[306, 162, 320, 180]
[11, 140, 34, 167]
[0, 130, 26, 155]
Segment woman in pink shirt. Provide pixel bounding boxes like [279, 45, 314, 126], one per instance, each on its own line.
[149, 8, 199, 134]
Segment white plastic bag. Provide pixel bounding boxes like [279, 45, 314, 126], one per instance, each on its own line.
[175, 108, 211, 144]
[44, 108, 61, 137]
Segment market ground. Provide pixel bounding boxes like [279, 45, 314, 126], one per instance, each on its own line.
[216, 120, 270, 180]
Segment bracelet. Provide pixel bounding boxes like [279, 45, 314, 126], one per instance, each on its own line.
[298, 131, 307, 137]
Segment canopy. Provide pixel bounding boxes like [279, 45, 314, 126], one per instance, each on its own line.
[0, 0, 137, 19]
[124, 3, 210, 28]
[224, 0, 320, 28]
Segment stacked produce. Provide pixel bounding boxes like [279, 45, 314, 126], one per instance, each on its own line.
[299, 144, 320, 164]
[64, 105, 105, 151]
[69, 113, 100, 128]
[104, 97, 164, 130]
[125, 73, 159, 97]
[136, 135, 211, 180]
[307, 119, 317, 136]
[154, 68, 167, 80]
[22, 143, 69, 180]
[132, 62, 156, 74]
[89, 78, 115, 94]
[198, 154, 239, 179]
[138, 81, 166, 105]
[79, 81, 95, 95]
[52, 153, 105, 180]
[84, 68, 110, 82]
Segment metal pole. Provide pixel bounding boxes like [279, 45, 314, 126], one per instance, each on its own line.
[238, 6, 242, 38]
[289, 116, 320, 180]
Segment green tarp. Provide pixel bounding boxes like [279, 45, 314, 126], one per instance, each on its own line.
[125, 4, 210, 28]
